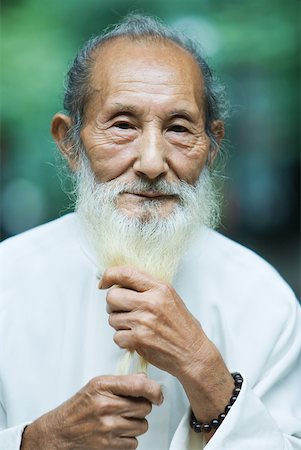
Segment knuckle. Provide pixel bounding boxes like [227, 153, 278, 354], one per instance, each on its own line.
[97, 395, 113, 412]
[133, 327, 144, 345]
[87, 376, 102, 391]
[158, 282, 172, 297]
[148, 300, 159, 313]
[100, 415, 115, 433]
[86, 375, 115, 395]
[104, 267, 114, 280]
[140, 314, 157, 334]
[141, 295, 157, 313]
[123, 266, 135, 283]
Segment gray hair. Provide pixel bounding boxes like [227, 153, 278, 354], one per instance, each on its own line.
[63, 13, 228, 157]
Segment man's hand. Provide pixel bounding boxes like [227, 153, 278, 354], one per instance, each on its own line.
[100, 266, 209, 379]
[100, 266, 234, 434]
[21, 373, 163, 450]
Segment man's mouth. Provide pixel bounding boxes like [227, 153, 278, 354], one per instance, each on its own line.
[123, 192, 177, 200]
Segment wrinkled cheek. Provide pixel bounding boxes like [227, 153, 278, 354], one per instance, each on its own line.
[88, 159, 112, 182]
[172, 157, 206, 185]
[185, 152, 210, 183]
[168, 139, 210, 183]
[86, 150, 129, 182]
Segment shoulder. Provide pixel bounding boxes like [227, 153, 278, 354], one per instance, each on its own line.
[198, 228, 295, 298]
[204, 228, 276, 270]
[0, 213, 85, 303]
[0, 213, 77, 265]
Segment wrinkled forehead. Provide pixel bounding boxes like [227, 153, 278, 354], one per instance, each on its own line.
[88, 36, 205, 112]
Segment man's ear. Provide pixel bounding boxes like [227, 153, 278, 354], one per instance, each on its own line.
[208, 120, 225, 165]
[51, 113, 78, 171]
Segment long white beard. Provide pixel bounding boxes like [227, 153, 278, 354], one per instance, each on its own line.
[75, 153, 220, 373]
[75, 155, 220, 282]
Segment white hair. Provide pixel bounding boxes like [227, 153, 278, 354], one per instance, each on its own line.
[75, 153, 221, 282]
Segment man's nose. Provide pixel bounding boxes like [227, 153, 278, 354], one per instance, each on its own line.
[133, 128, 169, 180]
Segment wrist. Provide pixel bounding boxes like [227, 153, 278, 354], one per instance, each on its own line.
[21, 423, 43, 450]
[177, 342, 235, 423]
[20, 414, 63, 450]
[176, 337, 221, 386]
[190, 372, 244, 434]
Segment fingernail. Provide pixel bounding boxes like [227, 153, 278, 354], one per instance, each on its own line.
[158, 394, 164, 405]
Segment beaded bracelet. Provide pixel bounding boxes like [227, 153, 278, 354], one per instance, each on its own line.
[190, 372, 243, 433]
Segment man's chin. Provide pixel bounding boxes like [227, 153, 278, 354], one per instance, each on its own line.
[117, 201, 179, 221]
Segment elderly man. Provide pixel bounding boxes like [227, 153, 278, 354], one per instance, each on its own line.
[0, 13, 300, 450]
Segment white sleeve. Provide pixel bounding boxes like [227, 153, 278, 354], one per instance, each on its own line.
[0, 402, 30, 450]
[0, 424, 30, 450]
[170, 378, 300, 450]
[170, 295, 301, 450]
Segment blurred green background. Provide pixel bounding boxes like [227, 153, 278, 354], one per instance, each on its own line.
[1, 0, 300, 297]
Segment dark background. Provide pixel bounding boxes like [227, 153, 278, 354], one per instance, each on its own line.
[1, 0, 300, 297]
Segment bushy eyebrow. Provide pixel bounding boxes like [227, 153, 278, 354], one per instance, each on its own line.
[107, 103, 140, 119]
[167, 110, 195, 122]
[106, 103, 198, 123]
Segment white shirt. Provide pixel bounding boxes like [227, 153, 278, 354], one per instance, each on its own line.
[0, 213, 300, 450]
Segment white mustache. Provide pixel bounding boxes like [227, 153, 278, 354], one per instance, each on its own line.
[75, 152, 221, 232]
[99, 178, 194, 200]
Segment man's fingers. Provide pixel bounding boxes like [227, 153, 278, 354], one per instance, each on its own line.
[99, 266, 158, 291]
[113, 329, 135, 350]
[116, 437, 138, 450]
[109, 312, 132, 330]
[92, 374, 163, 406]
[109, 310, 152, 331]
[103, 415, 148, 438]
[118, 418, 149, 437]
[106, 287, 142, 313]
[119, 397, 153, 419]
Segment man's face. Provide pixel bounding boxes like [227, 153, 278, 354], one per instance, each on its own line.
[79, 37, 212, 220]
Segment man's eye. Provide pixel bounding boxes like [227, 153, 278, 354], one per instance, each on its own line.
[113, 122, 133, 130]
[169, 125, 188, 133]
